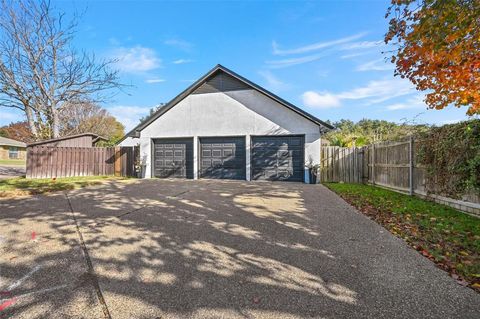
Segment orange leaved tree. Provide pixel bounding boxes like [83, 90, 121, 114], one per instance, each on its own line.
[385, 0, 480, 115]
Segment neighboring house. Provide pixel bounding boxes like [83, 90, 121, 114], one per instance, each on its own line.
[0, 136, 27, 160]
[118, 64, 333, 183]
[27, 133, 107, 148]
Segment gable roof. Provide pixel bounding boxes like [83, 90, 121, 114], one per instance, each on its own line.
[0, 136, 26, 147]
[120, 64, 334, 142]
[27, 133, 107, 147]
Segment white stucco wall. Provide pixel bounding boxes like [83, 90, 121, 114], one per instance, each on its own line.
[121, 89, 323, 183]
[118, 137, 139, 147]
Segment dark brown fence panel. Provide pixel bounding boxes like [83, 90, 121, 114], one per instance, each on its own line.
[26, 146, 138, 179]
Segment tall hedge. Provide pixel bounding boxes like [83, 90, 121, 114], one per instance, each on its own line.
[416, 119, 480, 198]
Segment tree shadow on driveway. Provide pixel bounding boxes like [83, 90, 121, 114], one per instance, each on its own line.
[1, 179, 479, 318]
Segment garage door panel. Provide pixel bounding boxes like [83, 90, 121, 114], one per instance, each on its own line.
[289, 138, 302, 146]
[174, 150, 183, 157]
[200, 137, 246, 180]
[251, 136, 304, 182]
[223, 159, 243, 168]
[212, 149, 222, 157]
[223, 169, 244, 179]
[278, 150, 290, 158]
[153, 138, 193, 179]
[277, 160, 291, 168]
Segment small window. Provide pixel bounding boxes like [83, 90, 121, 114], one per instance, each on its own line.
[9, 146, 18, 159]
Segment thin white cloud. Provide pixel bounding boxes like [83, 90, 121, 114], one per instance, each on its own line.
[302, 78, 415, 108]
[258, 70, 289, 91]
[145, 78, 165, 84]
[340, 40, 383, 50]
[111, 46, 161, 73]
[302, 91, 341, 109]
[341, 51, 376, 59]
[173, 59, 193, 64]
[338, 78, 414, 103]
[164, 38, 193, 51]
[266, 53, 326, 69]
[108, 37, 121, 46]
[385, 95, 427, 111]
[107, 105, 152, 131]
[340, 41, 386, 60]
[267, 33, 383, 68]
[356, 58, 394, 72]
[272, 32, 367, 55]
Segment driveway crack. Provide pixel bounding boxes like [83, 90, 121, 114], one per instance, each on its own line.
[64, 192, 112, 319]
[116, 205, 147, 218]
[166, 190, 190, 199]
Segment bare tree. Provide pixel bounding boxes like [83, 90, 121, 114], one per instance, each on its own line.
[58, 100, 125, 144]
[0, 0, 123, 140]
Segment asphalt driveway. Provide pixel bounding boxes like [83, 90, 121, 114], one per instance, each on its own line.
[0, 165, 25, 179]
[0, 179, 479, 318]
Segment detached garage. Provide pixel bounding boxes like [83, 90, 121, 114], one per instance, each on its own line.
[118, 64, 333, 183]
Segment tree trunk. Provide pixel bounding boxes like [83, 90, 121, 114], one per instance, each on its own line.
[25, 105, 38, 138]
[51, 109, 60, 138]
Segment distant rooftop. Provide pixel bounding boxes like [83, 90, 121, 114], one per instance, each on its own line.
[0, 136, 27, 148]
[27, 133, 106, 147]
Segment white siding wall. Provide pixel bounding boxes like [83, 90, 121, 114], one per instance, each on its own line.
[122, 89, 323, 183]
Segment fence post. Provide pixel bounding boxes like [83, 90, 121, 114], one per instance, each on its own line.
[409, 136, 414, 195]
[372, 143, 375, 185]
[319, 140, 323, 183]
[114, 146, 121, 177]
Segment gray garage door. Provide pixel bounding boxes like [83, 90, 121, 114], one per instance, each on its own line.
[251, 135, 304, 182]
[200, 137, 246, 180]
[153, 138, 193, 178]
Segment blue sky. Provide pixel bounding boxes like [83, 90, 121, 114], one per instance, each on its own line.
[0, 0, 473, 131]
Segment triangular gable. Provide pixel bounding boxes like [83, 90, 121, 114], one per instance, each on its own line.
[193, 72, 251, 94]
[121, 64, 333, 140]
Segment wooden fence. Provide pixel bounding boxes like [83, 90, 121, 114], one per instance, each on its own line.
[320, 146, 364, 183]
[321, 139, 480, 216]
[26, 146, 138, 179]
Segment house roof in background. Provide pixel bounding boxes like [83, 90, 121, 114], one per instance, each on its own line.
[27, 133, 107, 147]
[0, 136, 27, 147]
[119, 64, 334, 143]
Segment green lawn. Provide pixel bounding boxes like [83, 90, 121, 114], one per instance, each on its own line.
[0, 176, 127, 198]
[324, 182, 480, 292]
[0, 159, 26, 166]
